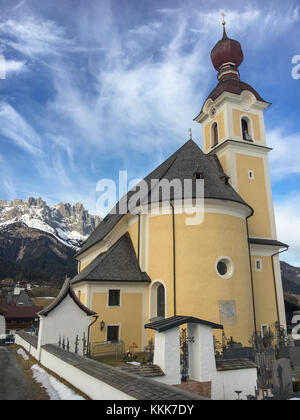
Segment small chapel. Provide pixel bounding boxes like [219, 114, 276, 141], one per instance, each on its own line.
[71, 21, 287, 352]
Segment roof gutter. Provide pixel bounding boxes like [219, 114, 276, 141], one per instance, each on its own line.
[87, 315, 99, 358]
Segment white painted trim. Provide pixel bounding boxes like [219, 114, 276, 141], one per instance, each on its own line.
[272, 254, 287, 328]
[250, 244, 282, 257]
[106, 289, 122, 308]
[144, 198, 250, 220]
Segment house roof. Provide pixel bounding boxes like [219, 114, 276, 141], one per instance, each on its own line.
[76, 139, 252, 258]
[145, 315, 223, 332]
[0, 307, 7, 316]
[4, 306, 43, 319]
[39, 279, 96, 317]
[72, 233, 151, 285]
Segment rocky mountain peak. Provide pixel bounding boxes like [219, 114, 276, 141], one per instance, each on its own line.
[0, 198, 101, 248]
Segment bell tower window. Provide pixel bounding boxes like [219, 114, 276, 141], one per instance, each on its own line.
[241, 117, 252, 141]
[211, 122, 219, 147]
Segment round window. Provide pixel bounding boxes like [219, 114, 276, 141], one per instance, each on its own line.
[217, 261, 227, 276]
[215, 257, 234, 279]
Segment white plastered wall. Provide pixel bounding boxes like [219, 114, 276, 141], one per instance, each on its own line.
[37, 294, 94, 359]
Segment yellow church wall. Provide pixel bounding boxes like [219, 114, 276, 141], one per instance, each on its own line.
[236, 153, 272, 238]
[218, 155, 227, 174]
[232, 109, 261, 141]
[128, 219, 139, 257]
[204, 110, 225, 150]
[147, 210, 255, 345]
[79, 292, 86, 306]
[251, 256, 278, 332]
[90, 291, 144, 351]
[147, 214, 174, 319]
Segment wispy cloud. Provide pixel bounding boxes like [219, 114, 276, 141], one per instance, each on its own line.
[268, 129, 300, 180]
[5, 59, 27, 74]
[0, 154, 16, 200]
[0, 15, 75, 59]
[0, 0, 299, 248]
[0, 103, 42, 155]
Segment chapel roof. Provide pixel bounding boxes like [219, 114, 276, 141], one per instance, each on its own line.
[72, 233, 151, 285]
[39, 278, 96, 317]
[76, 139, 252, 258]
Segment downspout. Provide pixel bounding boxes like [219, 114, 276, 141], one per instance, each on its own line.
[138, 213, 141, 264]
[271, 246, 289, 326]
[246, 215, 258, 343]
[87, 315, 99, 358]
[170, 202, 176, 316]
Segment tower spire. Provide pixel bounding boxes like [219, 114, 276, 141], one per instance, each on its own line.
[221, 12, 227, 39]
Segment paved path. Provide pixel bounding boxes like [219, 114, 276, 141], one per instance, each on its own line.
[0, 346, 44, 400]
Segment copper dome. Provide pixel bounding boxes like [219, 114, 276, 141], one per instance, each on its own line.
[211, 27, 244, 71]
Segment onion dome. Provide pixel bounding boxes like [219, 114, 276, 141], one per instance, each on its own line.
[210, 21, 243, 81]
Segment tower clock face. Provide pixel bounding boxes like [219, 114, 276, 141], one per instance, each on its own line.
[211, 107, 216, 118]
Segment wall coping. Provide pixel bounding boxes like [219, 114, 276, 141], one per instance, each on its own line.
[16, 331, 38, 349]
[42, 344, 207, 401]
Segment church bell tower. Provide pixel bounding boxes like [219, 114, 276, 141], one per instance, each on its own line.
[194, 19, 287, 330]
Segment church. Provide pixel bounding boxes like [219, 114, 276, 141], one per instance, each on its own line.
[71, 21, 288, 352]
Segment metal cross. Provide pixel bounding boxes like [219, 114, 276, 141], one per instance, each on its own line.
[221, 12, 226, 26]
[75, 335, 79, 354]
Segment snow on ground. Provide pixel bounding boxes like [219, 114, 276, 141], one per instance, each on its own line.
[31, 365, 85, 400]
[17, 348, 29, 361]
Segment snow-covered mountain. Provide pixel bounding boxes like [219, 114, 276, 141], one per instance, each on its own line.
[0, 197, 101, 249]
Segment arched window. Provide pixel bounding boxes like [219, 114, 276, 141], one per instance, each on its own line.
[150, 282, 166, 320]
[211, 122, 219, 147]
[157, 285, 165, 318]
[241, 118, 252, 141]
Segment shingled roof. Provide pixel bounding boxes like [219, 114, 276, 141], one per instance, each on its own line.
[72, 233, 151, 285]
[76, 140, 252, 258]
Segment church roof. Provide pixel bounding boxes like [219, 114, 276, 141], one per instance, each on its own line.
[194, 78, 270, 120]
[248, 238, 289, 248]
[76, 140, 252, 258]
[39, 279, 96, 317]
[72, 233, 151, 285]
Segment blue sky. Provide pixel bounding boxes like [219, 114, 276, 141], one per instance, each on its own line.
[0, 0, 299, 265]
